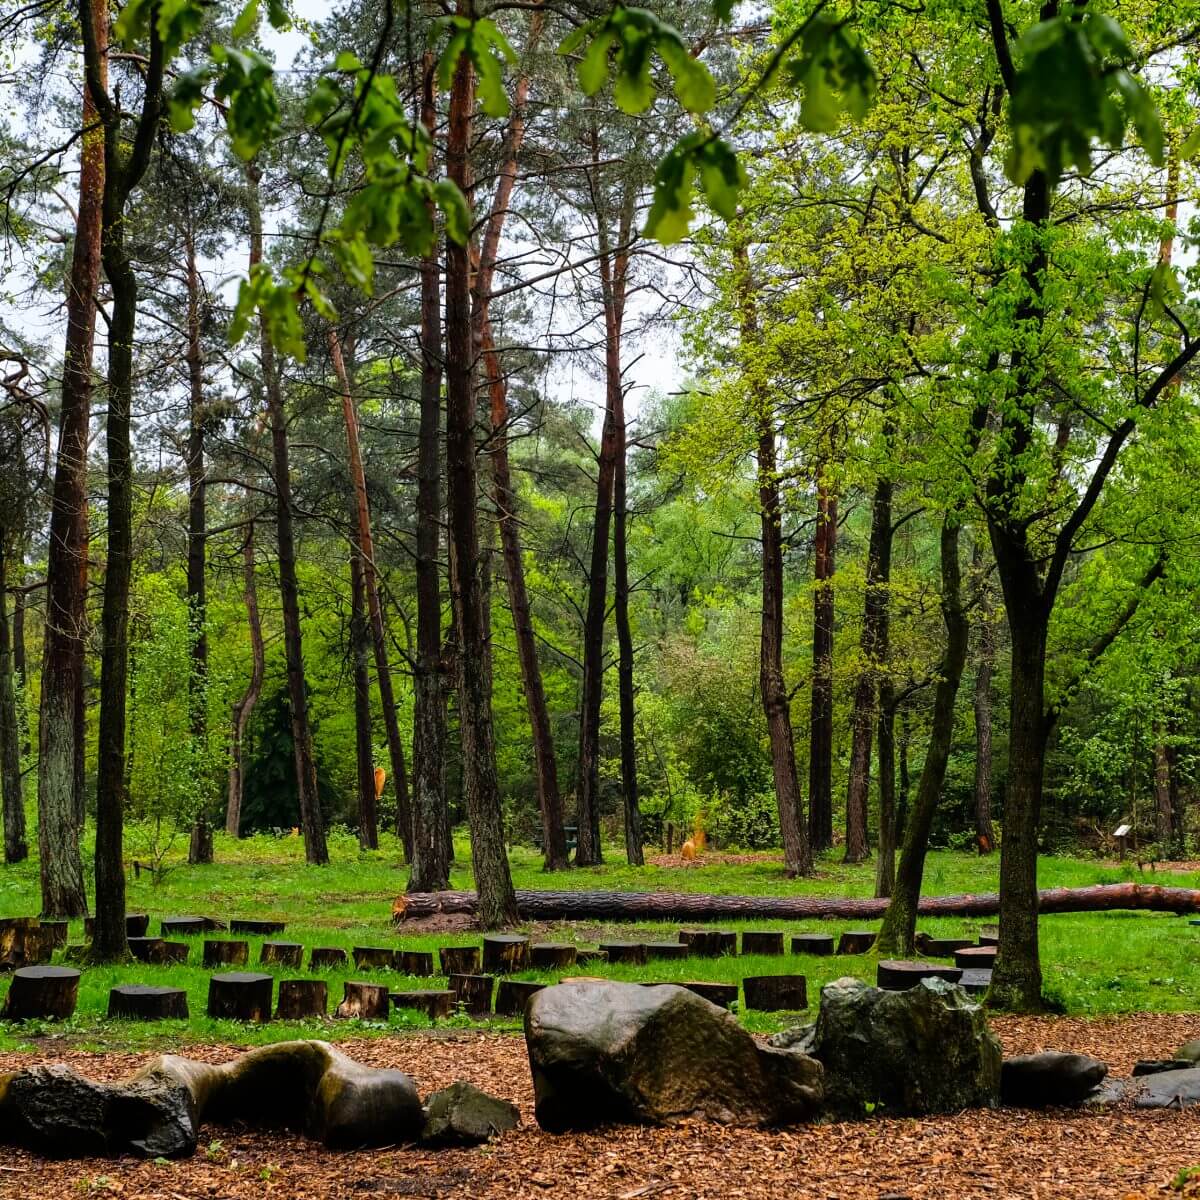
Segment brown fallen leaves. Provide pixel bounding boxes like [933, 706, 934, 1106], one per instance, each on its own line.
[2, 1014, 1200, 1199]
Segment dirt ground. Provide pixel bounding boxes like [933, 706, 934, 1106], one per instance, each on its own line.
[3, 1013, 1200, 1199]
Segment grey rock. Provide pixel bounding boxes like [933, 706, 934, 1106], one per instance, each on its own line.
[1174, 1040, 1200, 1064]
[525, 980, 822, 1131]
[800, 976, 1001, 1119]
[1134, 1067, 1200, 1109]
[768, 1022, 816, 1054]
[1001, 1052, 1107, 1107]
[1132, 1059, 1194, 1077]
[421, 1081, 519, 1146]
[1084, 1077, 1132, 1107]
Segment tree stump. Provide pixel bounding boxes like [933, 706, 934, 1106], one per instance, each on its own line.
[494, 979, 546, 1017]
[161, 916, 221, 937]
[530, 943, 577, 969]
[877, 960, 964, 991]
[678, 930, 735, 957]
[260, 942, 303, 968]
[791, 933, 835, 956]
[63, 943, 90, 964]
[449, 973, 494, 1015]
[309, 947, 348, 970]
[207, 972, 273, 1022]
[353, 946, 398, 972]
[958, 968, 992, 996]
[162, 942, 190, 964]
[203, 940, 250, 968]
[0, 918, 50, 968]
[275, 978, 328, 1019]
[84, 913, 149, 940]
[107, 984, 189, 1020]
[39, 920, 69, 949]
[741, 931, 785, 956]
[398, 950, 435, 976]
[681, 981, 738, 1008]
[743, 974, 808, 1011]
[598, 941, 647, 965]
[334, 980, 390, 1019]
[977, 932, 999, 947]
[231, 919, 286, 935]
[644, 942, 689, 961]
[836, 930, 877, 955]
[575, 948, 608, 965]
[482, 934, 531, 974]
[390, 989, 454, 1019]
[1, 966, 80, 1019]
[954, 945, 997, 969]
[914, 934, 975, 958]
[439, 946, 482, 975]
[128, 937, 168, 964]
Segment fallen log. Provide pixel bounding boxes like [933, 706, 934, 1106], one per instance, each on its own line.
[393, 882, 1200, 925]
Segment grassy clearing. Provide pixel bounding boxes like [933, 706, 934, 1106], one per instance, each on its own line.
[0, 829, 1197, 1053]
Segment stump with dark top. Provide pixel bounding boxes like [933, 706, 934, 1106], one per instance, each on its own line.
[230, 918, 286, 935]
[954, 945, 998, 969]
[741, 931, 785, 956]
[449, 973, 494, 1015]
[390, 989, 454, 1019]
[161, 916, 221, 937]
[310, 946, 348, 970]
[494, 979, 546, 1017]
[1, 966, 80, 1019]
[335, 980, 390, 1019]
[398, 950, 435, 976]
[207, 972, 273, 1022]
[678, 930, 735, 958]
[439, 946, 482, 975]
[39, 920, 69, 949]
[0, 918, 52, 968]
[85, 913, 149, 940]
[353, 946, 398, 972]
[599, 941, 647, 965]
[877, 960, 964, 991]
[575, 948, 608, 965]
[127, 937, 167, 964]
[530, 943, 577, 969]
[914, 934, 975, 958]
[791, 933, 835, 956]
[162, 942, 190, 964]
[260, 942, 303, 968]
[836, 930, 877, 955]
[644, 941, 689, 961]
[977, 933, 999, 947]
[107, 984, 189, 1020]
[275, 978, 328, 1019]
[681, 980, 738, 1008]
[482, 934, 531, 974]
[203, 940, 250, 968]
[743, 974, 808, 1011]
[957, 968, 992, 996]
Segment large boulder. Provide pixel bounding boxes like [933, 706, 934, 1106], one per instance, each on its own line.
[421, 1081, 519, 1146]
[525, 980, 822, 1131]
[1001, 1052, 1107, 1107]
[771, 976, 1001, 1119]
[1134, 1067, 1200, 1109]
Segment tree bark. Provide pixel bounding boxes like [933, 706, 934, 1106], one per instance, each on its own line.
[328, 330, 411, 856]
[409, 49, 451, 892]
[876, 518, 970, 957]
[808, 474, 836, 852]
[444, 30, 516, 926]
[246, 162, 327, 865]
[875, 683, 896, 896]
[350, 548, 378, 850]
[0, 537, 28, 863]
[1154, 730, 1173, 849]
[226, 520, 263, 837]
[973, 551, 996, 855]
[395, 881, 1200, 923]
[845, 471, 892, 864]
[38, 0, 107, 919]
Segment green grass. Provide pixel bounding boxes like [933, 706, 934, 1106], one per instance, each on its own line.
[1, 828, 1197, 1053]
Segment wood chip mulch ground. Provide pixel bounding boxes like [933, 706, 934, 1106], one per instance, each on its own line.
[4, 1013, 1200, 1199]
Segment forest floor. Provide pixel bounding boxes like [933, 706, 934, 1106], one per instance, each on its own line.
[2, 1013, 1200, 1198]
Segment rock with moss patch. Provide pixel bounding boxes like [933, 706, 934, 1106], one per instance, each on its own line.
[421, 1081, 519, 1146]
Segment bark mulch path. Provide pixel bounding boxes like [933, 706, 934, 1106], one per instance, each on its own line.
[3, 1013, 1200, 1199]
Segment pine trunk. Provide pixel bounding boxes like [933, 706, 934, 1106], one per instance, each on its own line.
[875, 684, 896, 897]
[808, 477, 836, 852]
[0, 539, 27, 863]
[226, 521, 264, 837]
[973, 556, 996, 855]
[350, 549, 378, 850]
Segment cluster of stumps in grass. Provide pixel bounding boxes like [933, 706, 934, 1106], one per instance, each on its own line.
[0, 913, 998, 1025]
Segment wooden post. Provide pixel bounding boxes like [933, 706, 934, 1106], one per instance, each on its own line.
[335, 980, 390, 1019]
[107, 984, 189, 1019]
[275, 979, 328, 1019]
[1, 966, 80, 1019]
[207, 972, 273, 1022]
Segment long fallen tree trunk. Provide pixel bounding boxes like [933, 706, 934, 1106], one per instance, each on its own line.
[393, 883, 1200, 924]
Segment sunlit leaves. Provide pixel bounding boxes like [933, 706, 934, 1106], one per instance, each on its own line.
[437, 16, 517, 118]
[231, 262, 306, 360]
[166, 47, 280, 159]
[780, 14, 875, 133]
[644, 132, 746, 243]
[231, 0, 291, 40]
[1006, 10, 1164, 183]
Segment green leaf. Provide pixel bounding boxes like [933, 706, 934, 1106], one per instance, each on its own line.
[167, 67, 210, 133]
[658, 37, 715, 115]
[1181, 126, 1200, 161]
[230, 0, 259, 42]
[334, 50, 363, 71]
[577, 28, 616, 95]
[644, 141, 694, 244]
[436, 179, 471, 245]
[697, 137, 745, 219]
[265, 0, 290, 32]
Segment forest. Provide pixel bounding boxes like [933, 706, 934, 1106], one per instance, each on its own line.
[1, 0, 1199, 1017]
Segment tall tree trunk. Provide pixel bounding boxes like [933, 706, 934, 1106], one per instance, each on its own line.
[38, 0, 107, 919]
[973, 550, 996, 855]
[409, 49, 451, 892]
[329, 331, 410, 855]
[844, 470, 892, 863]
[226, 521, 263, 837]
[875, 684, 896, 896]
[184, 228, 213, 866]
[444, 30, 516, 925]
[350, 548, 378, 850]
[876, 518, 970, 956]
[808, 474, 837, 852]
[0, 537, 28, 863]
[246, 162, 327, 866]
[12, 562, 28, 762]
[896, 705, 911, 839]
[1154, 730, 1173, 849]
